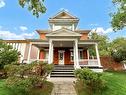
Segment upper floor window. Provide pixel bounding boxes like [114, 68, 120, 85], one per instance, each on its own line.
[53, 24, 73, 31]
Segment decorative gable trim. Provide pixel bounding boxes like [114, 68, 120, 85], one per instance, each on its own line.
[46, 28, 81, 37]
[49, 10, 78, 20]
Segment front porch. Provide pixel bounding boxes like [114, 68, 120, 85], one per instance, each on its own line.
[26, 39, 102, 71]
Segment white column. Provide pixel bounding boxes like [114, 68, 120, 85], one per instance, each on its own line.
[73, 42, 76, 68]
[75, 40, 80, 69]
[27, 43, 32, 64]
[48, 39, 52, 64]
[95, 43, 101, 66]
[51, 43, 54, 63]
[87, 49, 90, 64]
[37, 48, 40, 61]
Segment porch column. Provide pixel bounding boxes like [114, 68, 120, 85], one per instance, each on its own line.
[87, 49, 90, 64]
[37, 48, 40, 61]
[27, 43, 32, 64]
[73, 43, 76, 68]
[51, 43, 54, 63]
[48, 39, 52, 64]
[75, 40, 80, 69]
[95, 43, 101, 66]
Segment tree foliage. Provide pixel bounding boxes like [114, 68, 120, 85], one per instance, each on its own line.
[0, 41, 19, 69]
[18, 0, 46, 18]
[111, 0, 126, 31]
[89, 32, 110, 56]
[110, 37, 126, 62]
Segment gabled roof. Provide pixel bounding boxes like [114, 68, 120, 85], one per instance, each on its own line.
[75, 30, 91, 33]
[36, 30, 50, 34]
[46, 28, 81, 37]
[49, 10, 78, 19]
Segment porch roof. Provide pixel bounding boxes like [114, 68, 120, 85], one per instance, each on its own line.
[36, 29, 91, 34]
[79, 39, 100, 42]
[26, 39, 48, 42]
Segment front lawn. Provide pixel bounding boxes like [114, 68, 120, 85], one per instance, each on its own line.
[75, 71, 126, 95]
[0, 79, 53, 95]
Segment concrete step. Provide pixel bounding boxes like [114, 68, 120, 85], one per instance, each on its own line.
[51, 72, 73, 74]
[52, 69, 74, 72]
[51, 65, 75, 77]
[50, 74, 75, 77]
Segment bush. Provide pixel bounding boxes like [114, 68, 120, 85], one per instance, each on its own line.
[4, 61, 54, 95]
[74, 68, 106, 95]
[0, 41, 19, 69]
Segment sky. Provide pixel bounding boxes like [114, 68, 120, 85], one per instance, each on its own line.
[0, 0, 125, 41]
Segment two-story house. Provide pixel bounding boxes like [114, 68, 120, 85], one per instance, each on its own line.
[4, 10, 103, 73]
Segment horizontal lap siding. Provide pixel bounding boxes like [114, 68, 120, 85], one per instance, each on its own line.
[54, 49, 58, 64]
[65, 49, 71, 65]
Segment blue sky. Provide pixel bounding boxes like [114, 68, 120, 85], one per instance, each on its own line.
[0, 0, 125, 40]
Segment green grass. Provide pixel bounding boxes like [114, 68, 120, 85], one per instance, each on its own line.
[75, 71, 126, 95]
[0, 79, 53, 95]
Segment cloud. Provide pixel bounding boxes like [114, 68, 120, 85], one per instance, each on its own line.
[60, 8, 69, 12]
[91, 27, 113, 34]
[89, 23, 99, 27]
[0, 30, 35, 40]
[0, 26, 2, 29]
[19, 26, 28, 32]
[0, 0, 5, 8]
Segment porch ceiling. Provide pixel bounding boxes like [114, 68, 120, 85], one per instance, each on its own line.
[33, 44, 49, 48]
[53, 41, 74, 47]
[78, 44, 94, 48]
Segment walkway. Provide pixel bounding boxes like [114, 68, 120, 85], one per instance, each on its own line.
[48, 78, 77, 95]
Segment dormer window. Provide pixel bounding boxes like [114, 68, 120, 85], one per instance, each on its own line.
[54, 24, 73, 31]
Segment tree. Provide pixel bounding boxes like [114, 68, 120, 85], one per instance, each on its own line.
[89, 32, 110, 56]
[18, 0, 46, 18]
[0, 41, 19, 69]
[111, 0, 126, 31]
[110, 37, 126, 62]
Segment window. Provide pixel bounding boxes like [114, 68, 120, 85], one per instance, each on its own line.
[70, 51, 74, 61]
[45, 51, 49, 59]
[79, 50, 83, 59]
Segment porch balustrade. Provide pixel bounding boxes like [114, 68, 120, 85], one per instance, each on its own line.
[79, 59, 99, 66]
[27, 59, 48, 63]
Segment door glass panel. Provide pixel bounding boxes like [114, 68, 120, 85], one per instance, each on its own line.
[59, 52, 63, 60]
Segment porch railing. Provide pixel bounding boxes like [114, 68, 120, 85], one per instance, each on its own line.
[22, 59, 48, 63]
[79, 59, 99, 66]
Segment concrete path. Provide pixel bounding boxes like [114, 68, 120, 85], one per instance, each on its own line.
[48, 78, 77, 95]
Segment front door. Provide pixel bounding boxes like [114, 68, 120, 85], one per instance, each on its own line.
[58, 50, 64, 65]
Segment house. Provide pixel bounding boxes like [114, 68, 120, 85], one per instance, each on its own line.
[4, 10, 103, 72]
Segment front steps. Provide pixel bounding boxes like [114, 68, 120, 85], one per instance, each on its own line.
[50, 65, 75, 77]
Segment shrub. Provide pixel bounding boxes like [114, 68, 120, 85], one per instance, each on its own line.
[4, 61, 54, 95]
[0, 41, 19, 69]
[74, 68, 106, 95]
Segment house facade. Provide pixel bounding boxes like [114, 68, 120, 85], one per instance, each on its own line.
[5, 10, 103, 72]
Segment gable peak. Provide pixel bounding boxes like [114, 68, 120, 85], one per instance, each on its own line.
[50, 10, 78, 19]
